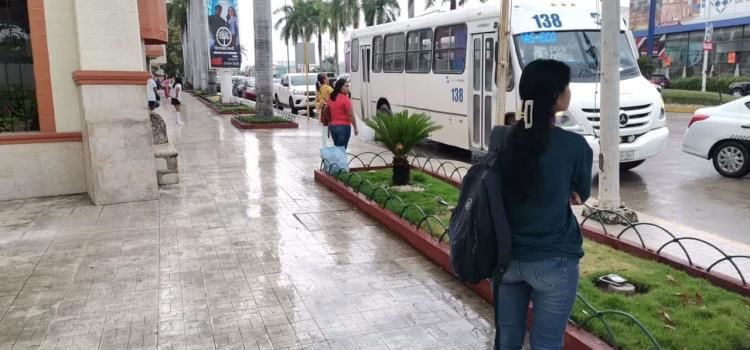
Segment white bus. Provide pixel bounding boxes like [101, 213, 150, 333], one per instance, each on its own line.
[348, 1, 669, 169]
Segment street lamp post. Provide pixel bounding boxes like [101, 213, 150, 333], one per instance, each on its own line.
[701, 3, 713, 92]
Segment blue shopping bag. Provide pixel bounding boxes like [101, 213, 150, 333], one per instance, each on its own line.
[320, 146, 349, 174]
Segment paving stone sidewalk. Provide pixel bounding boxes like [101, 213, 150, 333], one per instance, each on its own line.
[0, 95, 495, 350]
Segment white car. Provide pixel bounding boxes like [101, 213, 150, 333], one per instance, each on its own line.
[683, 96, 750, 178]
[273, 73, 317, 114]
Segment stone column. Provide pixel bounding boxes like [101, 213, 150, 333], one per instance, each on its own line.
[72, 0, 158, 205]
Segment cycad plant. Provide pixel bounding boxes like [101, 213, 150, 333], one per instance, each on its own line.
[364, 111, 441, 186]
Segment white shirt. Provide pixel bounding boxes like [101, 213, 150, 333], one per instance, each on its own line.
[170, 84, 182, 101]
[146, 78, 157, 102]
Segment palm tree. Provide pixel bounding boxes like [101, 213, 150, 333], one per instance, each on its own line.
[364, 111, 441, 185]
[254, 0, 274, 117]
[342, 0, 361, 29]
[275, 0, 317, 115]
[425, 0, 488, 11]
[314, 0, 331, 67]
[362, 0, 400, 26]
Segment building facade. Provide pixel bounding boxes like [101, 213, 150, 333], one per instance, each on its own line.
[0, 0, 168, 204]
[631, 0, 750, 77]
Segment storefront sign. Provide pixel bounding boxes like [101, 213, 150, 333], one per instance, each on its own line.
[703, 41, 714, 51]
[728, 52, 737, 64]
[207, 0, 241, 69]
[630, 0, 750, 32]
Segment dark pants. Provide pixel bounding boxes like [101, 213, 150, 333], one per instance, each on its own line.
[329, 125, 351, 149]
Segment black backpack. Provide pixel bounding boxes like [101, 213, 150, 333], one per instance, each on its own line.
[448, 126, 512, 284]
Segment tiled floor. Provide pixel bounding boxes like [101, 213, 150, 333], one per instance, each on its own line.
[0, 96, 495, 349]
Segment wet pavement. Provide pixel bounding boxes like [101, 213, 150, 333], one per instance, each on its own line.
[598, 112, 750, 245]
[0, 96, 495, 349]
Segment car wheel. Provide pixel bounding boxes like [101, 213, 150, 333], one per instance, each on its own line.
[289, 97, 298, 114]
[378, 103, 392, 115]
[731, 88, 744, 97]
[712, 141, 750, 178]
[620, 160, 645, 171]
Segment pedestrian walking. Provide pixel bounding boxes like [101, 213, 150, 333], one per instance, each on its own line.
[327, 78, 358, 149]
[163, 77, 171, 102]
[316, 73, 334, 147]
[493, 59, 593, 350]
[171, 77, 184, 125]
[147, 73, 158, 111]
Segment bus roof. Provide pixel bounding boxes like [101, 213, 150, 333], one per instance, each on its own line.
[350, 1, 626, 39]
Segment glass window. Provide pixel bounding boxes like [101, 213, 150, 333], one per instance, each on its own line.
[0, 0, 39, 133]
[372, 36, 383, 73]
[514, 31, 640, 82]
[484, 38, 494, 91]
[406, 29, 432, 73]
[351, 39, 359, 72]
[434, 24, 467, 74]
[384, 33, 405, 73]
[473, 38, 481, 91]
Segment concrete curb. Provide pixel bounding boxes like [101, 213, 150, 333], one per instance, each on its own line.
[665, 104, 700, 114]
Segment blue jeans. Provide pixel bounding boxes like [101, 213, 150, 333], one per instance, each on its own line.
[329, 125, 351, 149]
[493, 257, 580, 350]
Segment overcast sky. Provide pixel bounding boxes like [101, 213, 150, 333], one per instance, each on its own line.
[237, 0, 631, 68]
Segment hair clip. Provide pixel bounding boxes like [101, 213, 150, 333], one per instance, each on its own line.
[519, 100, 534, 129]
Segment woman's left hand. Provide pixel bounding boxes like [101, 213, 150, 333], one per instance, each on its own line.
[570, 191, 582, 205]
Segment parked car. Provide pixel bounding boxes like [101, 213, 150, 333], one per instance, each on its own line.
[236, 78, 255, 98]
[649, 74, 671, 89]
[232, 77, 247, 97]
[729, 81, 750, 97]
[273, 73, 316, 114]
[242, 78, 257, 101]
[683, 96, 750, 178]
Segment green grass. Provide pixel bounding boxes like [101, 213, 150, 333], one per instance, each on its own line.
[237, 115, 292, 124]
[335, 168, 750, 350]
[337, 169, 458, 238]
[662, 89, 739, 106]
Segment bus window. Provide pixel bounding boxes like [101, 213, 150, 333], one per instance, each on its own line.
[406, 29, 432, 73]
[384, 33, 405, 73]
[434, 24, 467, 74]
[351, 39, 359, 72]
[372, 36, 383, 73]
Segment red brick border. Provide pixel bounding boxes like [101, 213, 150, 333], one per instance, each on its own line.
[231, 117, 298, 130]
[314, 168, 613, 350]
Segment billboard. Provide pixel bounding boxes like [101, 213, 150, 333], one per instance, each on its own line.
[207, 0, 241, 68]
[631, 0, 750, 32]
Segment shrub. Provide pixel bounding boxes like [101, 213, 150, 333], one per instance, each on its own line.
[662, 89, 739, 106]
[670, 76, 748, 94]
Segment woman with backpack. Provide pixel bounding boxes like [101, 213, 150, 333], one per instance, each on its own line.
[326, 78, 359, 149]
[316, 73, 334, 147]
[493, 59, 593, 349]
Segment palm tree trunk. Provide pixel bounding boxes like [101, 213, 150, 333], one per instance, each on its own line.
[254, 0, 274, 117]
[333, 34, 340, 75]
[392, 156, 410, 186]
[408, 0, 414, 18]
[317, 31, 324, 68]
[304, 40, 312, 117]
[450, 0, 457, 10]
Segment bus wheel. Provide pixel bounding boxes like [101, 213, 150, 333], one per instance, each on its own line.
[378, 103, 392, 115]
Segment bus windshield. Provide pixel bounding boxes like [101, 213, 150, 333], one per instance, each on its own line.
[513, 31, 640, 83]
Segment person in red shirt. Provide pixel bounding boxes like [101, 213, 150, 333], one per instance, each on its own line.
[327, 78, 359, 149]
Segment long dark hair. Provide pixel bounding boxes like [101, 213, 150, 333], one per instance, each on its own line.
[329, 78, 347, 102]
[172, 76, 182, 89]
[316, 73, 327, 93]
[502, 59, 570, 204]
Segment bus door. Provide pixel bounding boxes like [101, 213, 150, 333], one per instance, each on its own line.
[359, 45, 372, 120]
[469, 32, 497, 151]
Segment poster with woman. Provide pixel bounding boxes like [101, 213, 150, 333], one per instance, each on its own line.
[207, 0, 241, 68]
